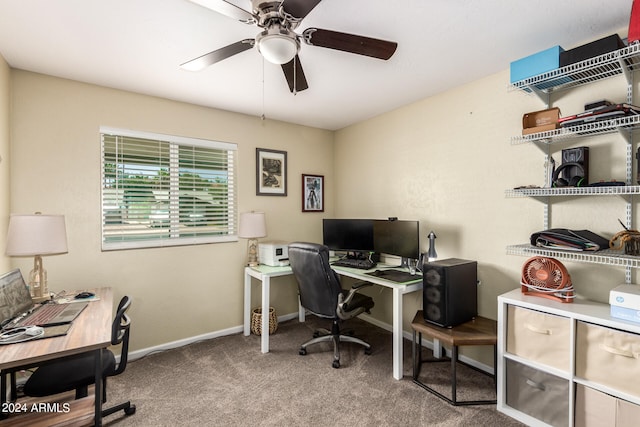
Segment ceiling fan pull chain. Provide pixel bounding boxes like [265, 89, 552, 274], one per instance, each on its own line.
[261, 57, 266, 120]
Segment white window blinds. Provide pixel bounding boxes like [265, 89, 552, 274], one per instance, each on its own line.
[100, 127, 237, 250]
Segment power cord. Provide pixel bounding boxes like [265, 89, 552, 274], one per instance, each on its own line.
[0, 326, 45, 344]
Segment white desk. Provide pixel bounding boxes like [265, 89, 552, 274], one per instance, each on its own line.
[243, 263, 422, 380]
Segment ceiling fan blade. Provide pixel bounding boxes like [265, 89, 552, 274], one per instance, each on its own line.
[302, 28, 397, 60]
[281, 55, 309, 93]
[181, 39, 255, 71]
[282, 0, 322, 20]
[187, 0, 257, 24]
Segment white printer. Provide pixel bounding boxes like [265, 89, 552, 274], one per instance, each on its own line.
[258, 241, 289, 266]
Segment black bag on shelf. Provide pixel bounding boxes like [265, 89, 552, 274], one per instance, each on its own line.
[530, 228, 609, 251]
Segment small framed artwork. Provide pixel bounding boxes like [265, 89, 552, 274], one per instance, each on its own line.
[302, 174, 324, 212]
[256, 148, 287, 196]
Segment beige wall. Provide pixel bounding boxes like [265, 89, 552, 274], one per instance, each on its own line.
[0, 54, 9, 273]
[335, 69, 636, 365]
[5, 58, 637, 366]
[8, 70, 334, 352]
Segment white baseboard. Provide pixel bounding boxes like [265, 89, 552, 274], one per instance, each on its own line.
[127, 311, 492, 375]
[126, 312, 299, 362]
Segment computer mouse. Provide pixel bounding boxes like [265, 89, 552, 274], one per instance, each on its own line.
[373, 270, 384, 276]
[75, 291, 95, 299]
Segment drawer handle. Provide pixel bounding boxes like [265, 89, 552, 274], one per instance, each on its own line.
[525, 378, 546, 391]
[600, 344, 635, 358]
[525, 323, 551, 335]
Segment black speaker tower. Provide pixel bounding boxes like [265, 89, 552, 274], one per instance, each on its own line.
[422, 258, 478, 327]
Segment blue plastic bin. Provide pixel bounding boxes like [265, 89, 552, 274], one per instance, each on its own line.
[510, 46, 564, 83]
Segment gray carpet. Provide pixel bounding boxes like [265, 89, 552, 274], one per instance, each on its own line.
[103, 317, 523, 426]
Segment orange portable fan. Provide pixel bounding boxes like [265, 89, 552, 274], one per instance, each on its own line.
[521, 256, 574, 303]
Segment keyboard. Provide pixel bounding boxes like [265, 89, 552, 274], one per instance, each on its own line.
[16, 304, 67, 327]
[332, 258, 377, 270]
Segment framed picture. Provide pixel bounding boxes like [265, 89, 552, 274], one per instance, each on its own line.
[256, 148, 287, 196]
[302, 174, 324, 212]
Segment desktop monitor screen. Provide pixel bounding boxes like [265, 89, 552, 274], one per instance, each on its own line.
[373, 220, 420, 260]
[322, 219, 375, 253]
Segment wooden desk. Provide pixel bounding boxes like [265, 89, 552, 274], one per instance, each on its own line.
[244, 264, 422, 380]
[0, 288, 113, 426]
[411, 311, 497, 406]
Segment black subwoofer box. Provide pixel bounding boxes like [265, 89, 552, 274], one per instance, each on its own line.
[422, 258, 477, 327]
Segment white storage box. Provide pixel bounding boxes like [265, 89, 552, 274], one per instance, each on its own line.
[610, 284, 640, 309]
[610, 285, 640, 323]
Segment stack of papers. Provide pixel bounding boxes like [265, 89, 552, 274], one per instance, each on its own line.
[559, 103, 640, 128]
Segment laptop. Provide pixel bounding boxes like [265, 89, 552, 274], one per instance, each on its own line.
[0, 269, 88, 329]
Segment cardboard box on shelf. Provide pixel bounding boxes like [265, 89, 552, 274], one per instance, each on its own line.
[522, 107, 561, 135]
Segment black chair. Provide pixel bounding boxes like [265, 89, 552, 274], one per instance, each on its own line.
[288, 242, 375, 368]
[23, 296, 136, 418]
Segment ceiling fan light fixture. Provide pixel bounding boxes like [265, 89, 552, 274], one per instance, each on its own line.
[256, 27, 299, 65]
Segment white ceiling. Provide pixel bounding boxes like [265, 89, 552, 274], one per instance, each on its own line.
[0, 0, 635, 130]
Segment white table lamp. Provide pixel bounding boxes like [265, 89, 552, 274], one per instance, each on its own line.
[5, 213, 68, 301]
[239, 212, 266, 267]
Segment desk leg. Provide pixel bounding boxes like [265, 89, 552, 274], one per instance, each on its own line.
[1, 371, 6, 419]
[451, 345, 458, 405]
[94, 349, 103, 427]
[261, 275, 270, 353]
[392, 288, 403, 380]
[243, 268, 251, 336]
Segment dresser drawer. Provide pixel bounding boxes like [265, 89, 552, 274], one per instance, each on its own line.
[618, 397, 640, 427]
[575, 384, 616, 427]
[576, 321, 640, 399]
[575, 384, 640, 427]
[506, 305, 571, 372]
[505, 359, 569, 427]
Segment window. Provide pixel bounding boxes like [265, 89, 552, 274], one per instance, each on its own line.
[100, 127, 237, 250]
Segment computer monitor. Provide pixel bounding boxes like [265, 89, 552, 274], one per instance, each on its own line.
[322, 219, 375, 254]
[373, 219, 420, 260]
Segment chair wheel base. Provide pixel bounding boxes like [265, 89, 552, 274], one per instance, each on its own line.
[332, 360, 340, 369]
[365, 347, 372, 355]
[124, 404, 136, 416]
[299, 348, 307, 356]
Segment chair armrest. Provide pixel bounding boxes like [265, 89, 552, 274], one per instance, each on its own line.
[337, 282, 373, 320]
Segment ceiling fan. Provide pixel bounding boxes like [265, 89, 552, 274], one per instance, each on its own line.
[181, 0, 398, 93]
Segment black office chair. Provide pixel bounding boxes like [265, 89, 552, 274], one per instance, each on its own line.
[288, 242, 375, 368]
[23, 296, 136, 417]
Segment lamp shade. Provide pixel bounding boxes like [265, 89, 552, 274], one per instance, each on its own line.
[238, 212, 267, 239]
[6, 214, 68, 256]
